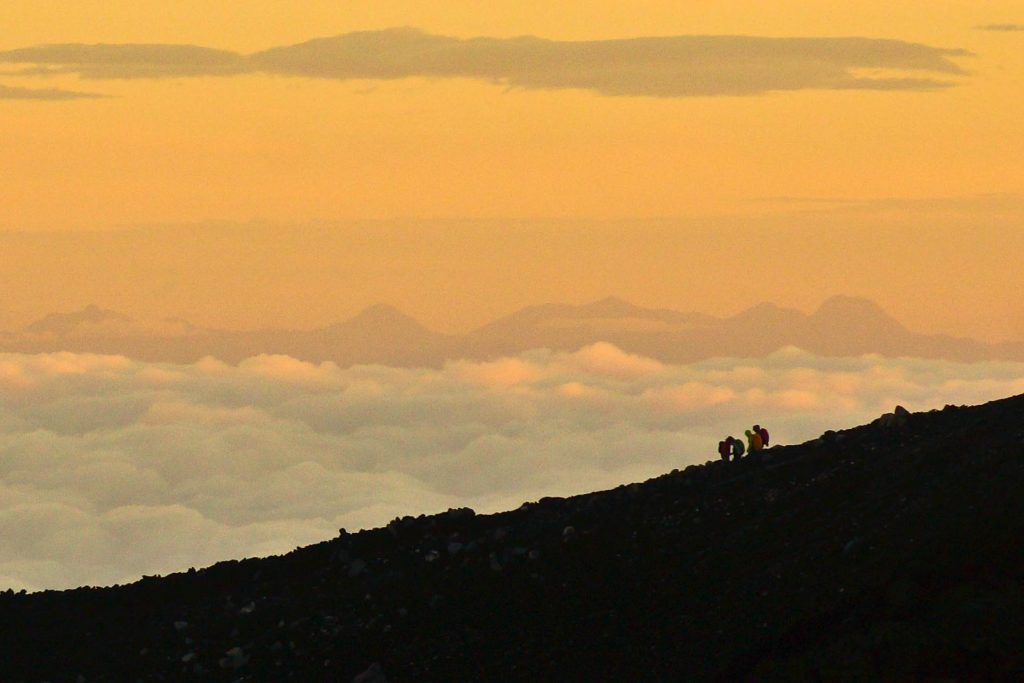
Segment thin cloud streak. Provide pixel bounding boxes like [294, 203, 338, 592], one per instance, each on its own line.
[2, 345, 1024, 591]
[0, 28, 970, 99]
[0, 83, 106, 100]
[0, 43, 246, 79]
[976, 24, 1024, 32]
[752, 192, 1024, 213]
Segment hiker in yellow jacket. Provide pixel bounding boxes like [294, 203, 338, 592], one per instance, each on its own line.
[745, 429, 763, 453]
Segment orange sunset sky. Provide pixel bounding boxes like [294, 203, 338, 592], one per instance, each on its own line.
[1, 2, 1022, 341]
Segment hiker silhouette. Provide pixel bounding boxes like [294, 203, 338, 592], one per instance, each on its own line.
[754, 424, 770, 448]
[718, 437, 733, 462]
[731, 436, 745, 461]
[745, 429, 763, 453]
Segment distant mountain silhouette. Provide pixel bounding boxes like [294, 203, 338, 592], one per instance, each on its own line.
[461, 297, 715, 359]
[1, 296, 1021, 366]
[5, 394, 1024, 680]
[24, 304, 134, 337]
[462, 295, 1015, 364]
[298, 304, 452, 367]
[797, 295, 996, 360]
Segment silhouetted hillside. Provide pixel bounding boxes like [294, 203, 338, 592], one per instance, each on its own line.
[2, 296, 1021, 367]
[4, 394, 1024, 681]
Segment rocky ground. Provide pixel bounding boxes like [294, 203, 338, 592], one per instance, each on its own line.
[4, 395, 1024, 681]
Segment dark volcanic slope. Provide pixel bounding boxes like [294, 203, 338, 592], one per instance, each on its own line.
[5, 397, 1024, 682]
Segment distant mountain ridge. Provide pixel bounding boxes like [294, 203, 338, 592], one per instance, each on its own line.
[24, 304, 134, 336]
[1, 296, 1021, 366]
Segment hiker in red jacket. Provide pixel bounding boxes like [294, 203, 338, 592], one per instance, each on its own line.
[754, 424, 770, 448]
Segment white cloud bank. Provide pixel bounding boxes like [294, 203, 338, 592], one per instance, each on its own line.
[2, 344, 1024, 591]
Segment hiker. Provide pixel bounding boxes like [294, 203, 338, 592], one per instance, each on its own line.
[754, 424, 770, 448]
[718, 437, 733, 462]
[745, 429, 763, 453]
[731, 435, 745, 461]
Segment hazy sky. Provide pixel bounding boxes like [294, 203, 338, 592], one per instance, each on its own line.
[1, 2, 1022, 339]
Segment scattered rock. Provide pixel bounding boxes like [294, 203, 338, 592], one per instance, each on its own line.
[352, 662, 388, 683]
[842, 537, 865, 558]
[874, 405, 911, 430]
[444, 507, 475, 521]
[218, 647, 249, 670]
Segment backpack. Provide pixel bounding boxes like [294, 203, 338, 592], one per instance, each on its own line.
[758, 427, 770, 447]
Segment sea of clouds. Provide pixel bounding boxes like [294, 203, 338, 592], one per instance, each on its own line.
[3, 343, 1024, 591]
